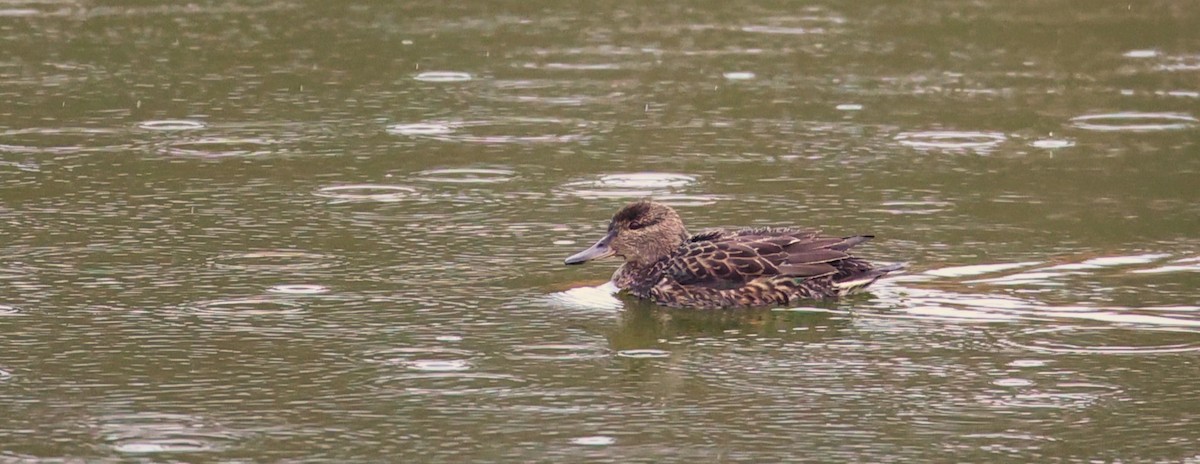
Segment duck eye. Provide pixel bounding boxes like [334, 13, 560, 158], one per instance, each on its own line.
[628, 222, 645, 230]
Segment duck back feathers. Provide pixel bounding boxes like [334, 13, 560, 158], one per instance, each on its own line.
[566, 200, 901, 309]
[621, 227, 899, 308]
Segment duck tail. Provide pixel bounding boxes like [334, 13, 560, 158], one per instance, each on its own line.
[834, 263, 906, 296]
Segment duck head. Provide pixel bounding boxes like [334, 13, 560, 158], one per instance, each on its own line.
[564, 200, 689, 267]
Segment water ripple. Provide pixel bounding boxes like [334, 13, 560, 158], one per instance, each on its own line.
[209, 251, 343, 271]
[558, 173, 723, 206]
[1069, 112, 1198, 132]
[895, 131, 1007, 152]
[370, 372, 527, 396]
[266, 284, 331, 295]
[505, 344, 611, 361]
[136, 120, 207, 131]
[0, 127, 128, 154]
[412, 167, 515, 184]
[159, 137, 281, 158]
[99, 412, 243, 455]
[1002, 326, 1200, 355]
[359, 346, 483, 371]
[1030, 139, 1075, 149]
[570, 436, 616, 446]
[186, 297, 306, 317]
[313, 184, 418, 203]
[387, 118, 594, 144]
[615, 349, 671, 359]
[413, 71, 473, 82]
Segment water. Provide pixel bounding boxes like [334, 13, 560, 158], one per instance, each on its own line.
[0, 0, 1198, 461]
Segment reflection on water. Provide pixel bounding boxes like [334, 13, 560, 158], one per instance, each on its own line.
[0, 0, 1197, 462]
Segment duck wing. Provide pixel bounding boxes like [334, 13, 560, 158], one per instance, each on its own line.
[664, 228, 874, 290]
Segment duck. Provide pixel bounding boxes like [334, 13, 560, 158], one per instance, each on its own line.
[563, 200, 902, 309]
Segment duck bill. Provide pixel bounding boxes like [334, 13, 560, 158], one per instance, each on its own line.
[564, 231, 617, 265]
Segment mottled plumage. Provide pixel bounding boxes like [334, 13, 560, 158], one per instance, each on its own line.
[564, 200, 902, 309]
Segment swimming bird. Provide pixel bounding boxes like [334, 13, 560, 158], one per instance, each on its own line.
[563, 200, 902, 309]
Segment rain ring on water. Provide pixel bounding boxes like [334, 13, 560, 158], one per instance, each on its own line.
[558, 173, 724, 206]
[413, 71, 472, 82]
[616, 349, 671, 359]
[1068, 112, 1198, 132]
[358, 346, 483, 373]
[386, 123, 454, 136]
[570, 436, 616, 446]
[160, 137, 281, 158]
[1001, 325, 1200, 355]
[99, 412, 242, 455]
[266, 284, 330, 295]
[894, 131, 1008, 151]
[313, 184, 418, 203]
[1030, 139, 1075, 149]
[387, 118, 596, 144]
[187, 298, 307, 317]
[209, 250, 342, 271]
[412, 167, 516, 184]
[505, 344, 611, 361]
[0, 127, 128, 154]
[136, 120, 207, 131]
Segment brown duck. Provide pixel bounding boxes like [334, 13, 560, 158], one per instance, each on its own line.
[564, 200, 902, 309]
